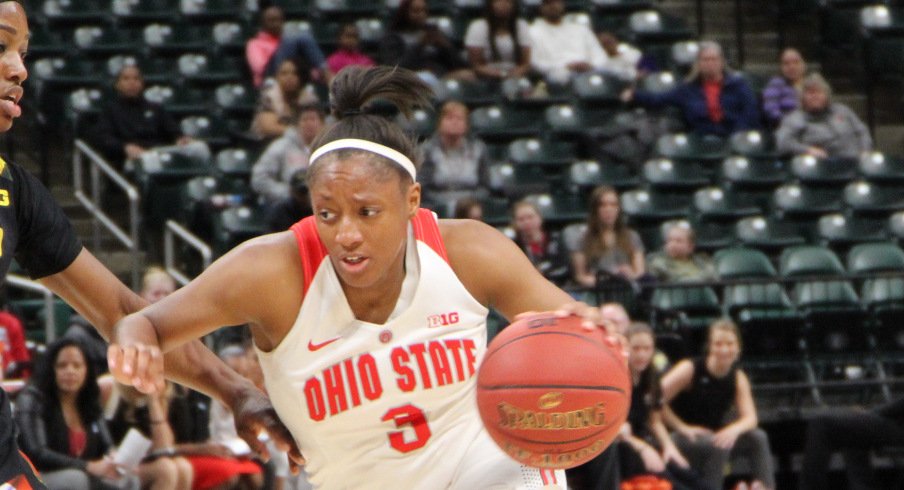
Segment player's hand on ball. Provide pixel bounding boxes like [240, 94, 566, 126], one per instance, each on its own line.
[231, 386, 306, 474]
[107, 343, 165, 395]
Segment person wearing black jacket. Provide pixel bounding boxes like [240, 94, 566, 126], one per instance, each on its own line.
[90, 65, 209, 169]
[800, 397, 904, 489]
[15, 338, 179, 489]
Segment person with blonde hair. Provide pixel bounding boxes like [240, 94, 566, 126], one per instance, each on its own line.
[662, 319, 775, 490]
[775, 72, 872, 159]
[623, 41, 760, 137]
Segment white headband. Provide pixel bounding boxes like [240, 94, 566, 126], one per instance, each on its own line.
[309, 138, 417, 180]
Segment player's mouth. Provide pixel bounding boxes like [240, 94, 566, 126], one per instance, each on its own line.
[0, 87, 23, 119]
[339, 254, 369, 274]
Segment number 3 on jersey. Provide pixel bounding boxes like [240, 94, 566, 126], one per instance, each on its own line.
[382, 403, 432, 453]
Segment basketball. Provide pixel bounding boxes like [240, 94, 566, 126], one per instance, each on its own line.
[476, 313, 631, 469]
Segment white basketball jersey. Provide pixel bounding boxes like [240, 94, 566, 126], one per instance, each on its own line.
[256, 210, 565, 489]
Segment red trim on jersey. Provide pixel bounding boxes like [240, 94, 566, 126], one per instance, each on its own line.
[291, 217, 328, 296]
[540, 470, 549, 485]
[411, 209, 449, 264]
[289, 208, 448, 295]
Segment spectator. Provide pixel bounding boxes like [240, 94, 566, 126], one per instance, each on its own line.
[245, 6, 329, 88]
[15, 338, 181, 489]
[419, 101, 489, 207]
[453, 197, 484, 220]
[511, 200, 569, 286]
[252, 104, 325, 203]
[530, 0, 607, 84]
[799, 397, 904, 490]
[619, 323, 704, 490]
[266, 169, 312, 233]
[91, 65, 210, 170]
[465, 0, 532, 81]
[597, 32, 644, 81]
[0, 305, 29, 379]
[625, 41, 760, 137]
[251, 58, 320, 140]
[647, 222, 716, 282]
[775, 73, 872, 159]
[141, 266, 175, 304]
[600, 302, 631, 336]
[379, 0, 474, 85]
[326, 23, 375, 75]
[62, 316, 108, 376]
[662, 319, 776, 490]
[762, 48, 807, 128]
[572, 186, 645, 287]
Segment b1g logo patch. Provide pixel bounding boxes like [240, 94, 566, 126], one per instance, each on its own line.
[427, 312, 460, 328]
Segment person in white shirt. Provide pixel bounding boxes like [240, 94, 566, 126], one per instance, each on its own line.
[529, 0, 608, 84]
[598, 31, 643, 81]
[464, 0, 532, 80]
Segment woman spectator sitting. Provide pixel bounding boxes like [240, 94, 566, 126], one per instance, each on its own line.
[251, 57, 320, 140]
[15, 338, 181, 489]
[662, 319, 776, 490]
[647, 222, 716, 283]
[511, 200, 570, 286]
[252, 104, 325, 205]
[326, 23, 375, 75]
[775, 73, 872, 159]
[571, 186, 646, 288]
[379, 0, 474, 86]
[761, 48, 807, 128]
[465, 0, 532, 81]
[619, 323, 706, 490]
[419, 101, 489, 208]
[624, 41, 760, 137]
[452, 197, 484, 221]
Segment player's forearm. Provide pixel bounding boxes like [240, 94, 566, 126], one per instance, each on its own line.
[163, 339, 257, 408]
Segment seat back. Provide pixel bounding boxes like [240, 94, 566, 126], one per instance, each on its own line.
[714, 247, 776, 279]
[780, 245, 846, 278]
[848, 243, 904, 273]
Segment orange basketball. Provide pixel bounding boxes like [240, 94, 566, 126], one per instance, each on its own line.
[476, 313, 631, 470]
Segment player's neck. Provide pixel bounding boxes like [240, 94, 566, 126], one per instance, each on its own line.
[343, 253, 407, 325]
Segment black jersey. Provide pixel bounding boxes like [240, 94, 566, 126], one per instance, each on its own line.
[669, 357, 739, 431]
[0, 158, 82, 488]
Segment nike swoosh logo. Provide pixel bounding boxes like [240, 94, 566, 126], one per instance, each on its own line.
[308, 337, 342, 351]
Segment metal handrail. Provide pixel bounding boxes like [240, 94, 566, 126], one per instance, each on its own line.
[6, 274, 56, 343]
[72, 139, 141, 288]
[164, 219, 212, 286]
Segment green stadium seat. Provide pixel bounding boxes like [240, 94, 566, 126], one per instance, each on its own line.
[642, 158, 709, 190]
[502, 77, 571, 108]
[180, 175, 250, 238]
[314, 0, 382, 19]
[627, 10, 694, 47]
[773, 183, 843, 219]
[211, 21, 253, 55]
[621, 188, 690, 223]
[715, 247, 777, 279]
[72, 25, 143, 57]
[844, 180, 904, 216]
[735, 216, 806, 253]
[213, 205, 268, 255]
[687, 220, 735, 253]
[848, 242, 904, 274]
[507, 137, 577, 167]
[848, 243, 904, 338]
[477, 197, 512, 226]
[858, 151, 904, 184]
[655, 133, 728, 164]
[396, 109, 435, 140]
[888, 211, 904, 242]
[670, 41, 698, 74]
[817, 213, 887, 249]
[523, 193, 585, 226]
[178, 53, 243, 86]
[31, 57, 106, 88]
[571, 72, 627, 108]
[180, 115, 232, 149]
[214, 83, 256, 117]
[544, 104, 615, 140]
[790, 154, 858, 187]
[486, 163, 549, 199]
[721, 156, 788, 189]
[215, 148, 256, 180]
[729, 130, 779, 160]
[180, 0, 247, 23]
[470, 105, 543, 143]
[693, 186, 760, 222]
[651, 286, 721, 349]
[112, 0, 177, 25]
[42, 0, 109, 27]
[567, 160, 640, 194]
[144, 84, 209, 118]
[143, 22, 210, 55]
[134, 151, 212, 230]
[638, 71, 679, 94]
[64, 86, 109, 138]
[28, 24, 68, 58]
[435, 78, 497, 106]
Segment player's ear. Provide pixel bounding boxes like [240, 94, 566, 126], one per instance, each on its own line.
[406, 182, 421, 218]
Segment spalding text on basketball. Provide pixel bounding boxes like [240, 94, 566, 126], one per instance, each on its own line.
[496, 402, 607, 430]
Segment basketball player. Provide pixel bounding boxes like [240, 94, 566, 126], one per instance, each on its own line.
[109, 66, 621, 489]
[0, 3, 300, 487]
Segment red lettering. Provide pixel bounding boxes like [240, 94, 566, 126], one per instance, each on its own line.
[382, 404, 432, 453]
[358, 354, 383, 400]
[463, 339, 478, 377]
[304, 378, 326, 421]
[409, 343, 433, 389]
[323, 364, 348, 416]
[428, 341, 453, 386]
[448, 312, 459, 324]
[391, 347, 416, 392]
[343, 359, 361, 408]
[444, 339, 465, 382]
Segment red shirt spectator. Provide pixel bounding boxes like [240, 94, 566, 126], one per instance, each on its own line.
[326, 24, 375, 75]
[0, 310, 30, 378]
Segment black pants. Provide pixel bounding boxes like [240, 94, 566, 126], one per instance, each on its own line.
[566, 445, 620, 490]
[800, 407, 904, 490]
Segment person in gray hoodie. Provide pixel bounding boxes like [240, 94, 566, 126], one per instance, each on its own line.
[251, 103, 325, 204]
[775, 73, 872, 159]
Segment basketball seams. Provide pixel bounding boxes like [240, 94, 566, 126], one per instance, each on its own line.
[477, 384, 627, 393]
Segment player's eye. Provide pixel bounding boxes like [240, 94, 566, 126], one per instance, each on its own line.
[318, 210, 336, 221]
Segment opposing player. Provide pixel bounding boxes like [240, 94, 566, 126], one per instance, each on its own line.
[0, 3, 300, 487]
[109, 66, 619, 489]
